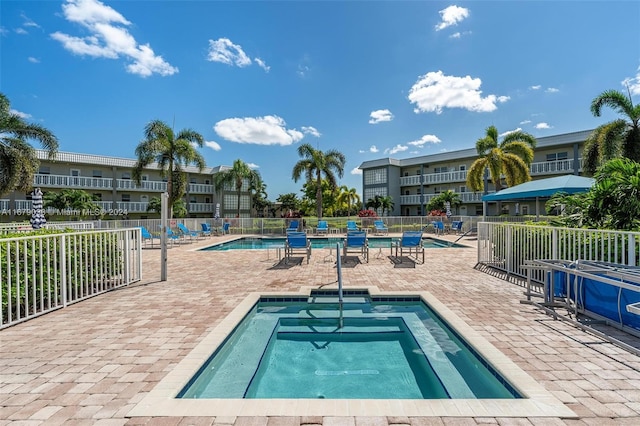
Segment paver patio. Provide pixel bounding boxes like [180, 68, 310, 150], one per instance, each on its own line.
[2, 233, 640, 425]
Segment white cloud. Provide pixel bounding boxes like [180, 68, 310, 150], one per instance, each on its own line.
[408, 70, 500, 114]
[385, 144, 408, 155]
[247, 163, 259, 169]
[520, 119, 532, 125]
[499, 128, 522, 138]
[0, 27, 9, 36]
[21, 13, 41, 28]
[204, 140, 222, 151]
[530, 85, 541, 90]
[10, 109, 31, 119]
[407, 134, 441, 147]
[370, 145, 379, 153]
[214, 115, 304, 146]
[207, 38, 251, 67]
[15, 28, 28, 35]
[254, 57, 270, 72]
[535, 122, 551, 129]
[351, 167, 362, 175]
[497, 96, 510, 103]
[435, 5, 469, 31]
[623, 68, 640, 96]
[28, 57, 40, 63]
[51, 0, 177, 77]
[369, 109, 394, 124]
[301, 126, 321, 137]
[545, 87, 559, 93]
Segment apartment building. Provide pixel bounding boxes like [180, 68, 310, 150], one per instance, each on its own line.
[359, 129, 592, 217]
[0, 150, 254, 222]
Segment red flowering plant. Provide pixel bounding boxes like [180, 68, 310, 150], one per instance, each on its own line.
[428, 210, 447, 217]
[357, 209, 377, 217]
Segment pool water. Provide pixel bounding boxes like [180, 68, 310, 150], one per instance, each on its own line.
[179, 291, 519, 399]
[201, 236, 458, 251]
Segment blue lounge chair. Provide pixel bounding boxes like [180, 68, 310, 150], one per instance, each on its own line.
[396, 231, 425, 264]
[285, 231, 312, 264]
[177, 223, 202, 240]
[373, 220, 388, 235]
[433, 221, 445, 235]
[343, 230, 369, 263]
[346, 220, 359, 232]
[139, 226, 157, 248]
[451, 221, 463, 234]
[316, 220, 329, 235]
[201, 223, 213, 237]
[221, 222, 230, 235]
[286, 220, 299, 232]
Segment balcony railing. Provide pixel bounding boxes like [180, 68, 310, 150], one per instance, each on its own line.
[34, 174, 113, 189]
[188, 203, 215, 213]
[399, 158, 583, 188]
[400, 191, 493, 206]
[188, 183, 214, 194]
[116, 179, 167, 192]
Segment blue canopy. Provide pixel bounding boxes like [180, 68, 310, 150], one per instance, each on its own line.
[482, 175, 594, 202]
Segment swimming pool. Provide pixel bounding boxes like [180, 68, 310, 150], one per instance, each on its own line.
[130, 288, 575, 417]
[200, 236, 461, 251]
[179, 290, 518, 400]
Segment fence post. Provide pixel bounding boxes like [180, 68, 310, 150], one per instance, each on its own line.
[630, 234, 636, 266]
[60, 234, 67, 307]
[124, 230, 131, 284]
[506, 225, 512, 275]
[552, 228, 558, 259]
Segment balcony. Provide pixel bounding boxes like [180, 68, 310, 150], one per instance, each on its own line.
[188, 183, 214, 194]
[116, 179, 167, 192]
[188, 203, 215, 213]
[399, 191, 493, 206]
[34, 174, 113, 189]
[399, 158, 582, 188]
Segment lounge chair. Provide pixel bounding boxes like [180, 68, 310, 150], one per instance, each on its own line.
[201, 223, 213, 237]
[343, 230, 369, 263]
[346, 220, 359, 232]
[286, 220, 299, 232]
[433, 221, 445, 235]
[373, 220, 388, 236]
[395, 231, 425, 264]
[177, 223, 202, 240]
[139, 226, 158, 248]
[221, 222, 230, 235]
[316, 220, 329, 235]
[451, 221, 463, 234]
[285, 231, 312, 264]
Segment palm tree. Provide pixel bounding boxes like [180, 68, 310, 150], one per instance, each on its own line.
[132, 119, 205, 218]
[336, 185, 360, 217]
[426, 190, 461, 213]
[380, 195, 395, 216]
[249, 176, 269, 217]
[0, 93, 59, 197]
[214, 159, 262, 218]
[292, 143, 346, 219]
[365, 195, 383, 215]
[466, 125, 536, 193]
[43, 189, 99, 220]
[583, 89, 640, 175]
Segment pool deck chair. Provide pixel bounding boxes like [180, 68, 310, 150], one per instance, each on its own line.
[178, 223, 202, 240]
[285, 231, 312, 264]
[433, 221, 445, 235]
[343, 230, 369, 263]
[395, 231, 425, 264]
[346, 220, 359, 232]
[200, 223, 213, 237]
[286, 220, 299, 233]
[373, 220, 388, 236]
[221, 222, 230, 235]
[316, 220, 329, 235]
[139, 226, 158, 248]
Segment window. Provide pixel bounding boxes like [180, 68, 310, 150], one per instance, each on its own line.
[522, 205, 529, 215]
[190, 178, 197, 184]
[92, 170, 102, 178]
[70, 169, 80, 176]
[546, 152, 568, 161]
[416, 170, 420, 175]
[364, 168, 386, 185]
[121, 194, 131, 202]
[404, 172, 409, 177]
[93, 193, 102, 201]
[405, 190, 410, 195]
[141, 175, 148, 181]
[205, 197, 211, 203]
[205, 179, 210, 185]
[121, 172, 131, 180]
[416, 189, 421, 195]
[190, 196, 197, 203]
[475, 205, 483, 215]
[434, 166, 448, 173]
[459, 186, 466, 193]
[39, 166, 50, 174]
[459, 165, 466, 171]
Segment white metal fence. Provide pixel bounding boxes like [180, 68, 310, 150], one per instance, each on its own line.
[1, 228, 142, 329]
[477, 222, 640, 291]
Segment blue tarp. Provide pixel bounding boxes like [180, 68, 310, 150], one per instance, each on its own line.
[482, 175, 594, 202]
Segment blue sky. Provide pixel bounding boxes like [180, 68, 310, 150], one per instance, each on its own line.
[2, 0, 639, 200]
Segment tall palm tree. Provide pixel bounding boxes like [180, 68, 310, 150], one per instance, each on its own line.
[466, 125, 536, 193]
[292, 143, 346, 218]
[380, 195, 395, 216]
[0, 93, 58, 196]
[583, 89, 640, 175]
[214, 159, 262, 218]
[132, 119, 205, 218]
[336, 185, 360, 217]
[365, 195, 383, 215]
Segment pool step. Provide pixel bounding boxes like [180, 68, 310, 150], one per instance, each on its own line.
[308, 296, 368, 304]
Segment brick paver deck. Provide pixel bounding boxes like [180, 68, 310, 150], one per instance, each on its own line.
[2, 233, 640, 425]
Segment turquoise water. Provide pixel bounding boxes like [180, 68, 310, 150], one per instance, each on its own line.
[179, 292, 520, 399]
[200, 236, 459, 251]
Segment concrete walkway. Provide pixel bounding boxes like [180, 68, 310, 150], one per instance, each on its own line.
[2, 233, 640, 425]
